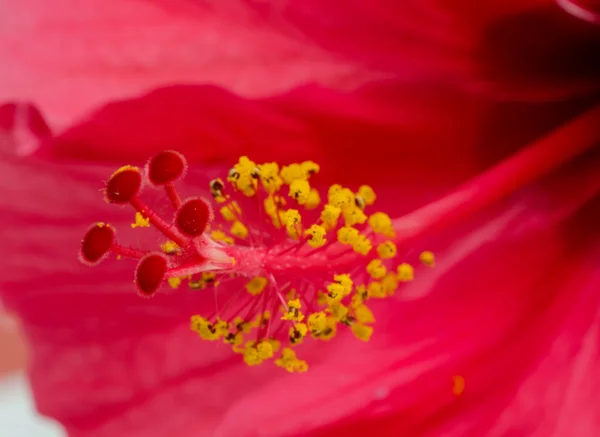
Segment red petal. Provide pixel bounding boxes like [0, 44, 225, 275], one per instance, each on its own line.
[0, 0, 368, 129]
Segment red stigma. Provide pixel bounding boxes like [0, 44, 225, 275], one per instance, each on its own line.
[105, 166, 142, 204]
[175, 198, 212, 237]
[147, 150, 187, 186]
[80, 223, 115, 265]
[135, 253, 168, 297]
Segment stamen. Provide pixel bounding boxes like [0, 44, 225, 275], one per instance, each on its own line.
[81, 151, 440, 372]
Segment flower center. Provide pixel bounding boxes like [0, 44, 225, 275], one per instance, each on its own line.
[80, 151, 433, 372]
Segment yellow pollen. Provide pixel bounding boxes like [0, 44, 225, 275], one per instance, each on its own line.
[343, 207, 368, 226]
[381, 273, 398, 296]
[289, 179, 311, 204]
[167, 277, 183, 289]
[367, 259, 387, 279]
[420, 251, 435, 267]
[304, 224, 327, 248]
[329, 187, 355, 211]
[300, 160, 320, 177]
[243, 345, 263, 366]
[289, 323, 308, 344]
[351, 323, 373, 341]
[321, 204, 341, 230]
[220, 201, 241, 221]
[352, 234, 372, 255]
[397, 263, 414, 282]
[354, 304, 375, 324]
[307, 311, 328, 334]
[337, 226, 359, 245]
[368, 212, 395, 237]
[282, 209, 302, 239]
[275, 348, 308, 373]
[211, 230, 234, 245]
[357, 185, 376, 205]
[131, 211, 150, 228]
[377, 241, 397, 259]
[258, 162, 283, 194]
[246, 276, 268, 295]
[305, 188, 321, 210]
[367, 281, 386, 299]
[230, 220, 249, 239]
[256, 341, 274, 359]
[281, 299, 304, 322]
[280, 163, 306, 184]
[160, 240, 179, 254]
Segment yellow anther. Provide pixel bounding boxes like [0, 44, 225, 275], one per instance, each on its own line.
[214, 318, 229, 337]
[367, 281, 386, 299]
[246, 276, 268, 295]
[321, 204, 341, 230]
[366, 259, 387, 279]
[289, 323, 308, 344]
[327, 184, 342, 203]
[258, 162, 283, 194]
[327, 303, 349, 323]
[282, 209, 302, 239]
[131, 211, 150, 228]
[282, 299, 304, 322]
[343, 207, 368, 226]
[268, 338, 281, 353]
[357, 185, 376, 206]
[234, 316, 252, 333]
[354, 304, 375, 324]
[420, 251, 435, 267]
[317, 290, 328, 306]
[307, 311, 328, 334]
[230, 220, 249, 239]
[333, 274, 353, 294]
[305, 188, 321, 210]
[211, 230, 234, 245]
[275, 348, 308, 373]
[224, 331, 244, 346]
[337, 226, 359, 245]
[351, 323, 373, 341]
[256, 341, 274, 359]
[243, 345, 263, 366]
[355, 284, 368, 301]
[167, 277, 182, 289]
[368, 212, 395, 237]
[397, 263, 414, 282]
[289, 179, 311, 204]
[352, 234, 372, 255]
[264, 195, 286, 215]
[304, 224, 327, 248]
[382, 273, 399, 296]
[452, 375, 465, 396]
[300, 160, 320, 177]
[220, 201, 241, 221]
[280, 163, 306, 185]
[377, 241, 397, 259]
[190, 315, 219, 341]
[329, 187, 355, 211]
[160, 240, 179, 254]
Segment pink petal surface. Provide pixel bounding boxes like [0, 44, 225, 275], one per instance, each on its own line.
[0, 0, 372, 129]
[241, 0, 600, 100]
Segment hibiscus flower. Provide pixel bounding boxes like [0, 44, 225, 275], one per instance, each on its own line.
[1, 1, 599, 437]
